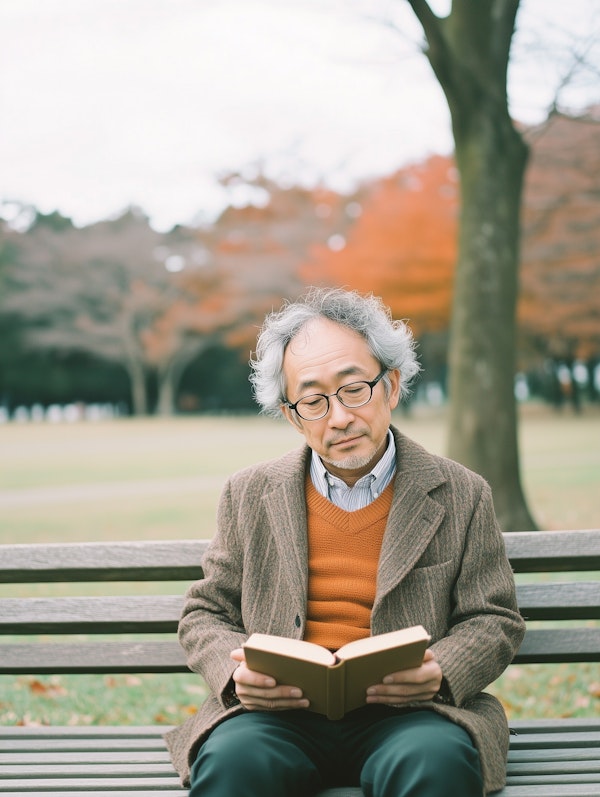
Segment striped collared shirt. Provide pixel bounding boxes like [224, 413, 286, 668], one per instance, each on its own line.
[309, 429, 396, 511]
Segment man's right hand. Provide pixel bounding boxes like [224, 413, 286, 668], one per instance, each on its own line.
[230, 648, 310, 711]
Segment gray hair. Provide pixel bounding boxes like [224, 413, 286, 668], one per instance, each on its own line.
[249, 287, 420, 417]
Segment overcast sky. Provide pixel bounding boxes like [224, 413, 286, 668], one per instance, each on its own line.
[1, 0, 599, 231]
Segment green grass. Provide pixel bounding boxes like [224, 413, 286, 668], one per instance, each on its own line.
[0, 673, 207, 727]
[1, 404, 599, 725]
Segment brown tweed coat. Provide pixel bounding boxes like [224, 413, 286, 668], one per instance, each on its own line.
[165, 427, 525, 793]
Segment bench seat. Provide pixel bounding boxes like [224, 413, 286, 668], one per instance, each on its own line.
[0, 720, 599, 796]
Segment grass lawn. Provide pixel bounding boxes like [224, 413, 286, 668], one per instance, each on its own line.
[1, 404, 598, 725]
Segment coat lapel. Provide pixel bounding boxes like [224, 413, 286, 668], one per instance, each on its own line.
[261, 445, 311, 614]
[374, 429, 447, 609]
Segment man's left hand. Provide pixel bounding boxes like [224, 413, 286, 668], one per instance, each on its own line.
[365, 648, 443, 704]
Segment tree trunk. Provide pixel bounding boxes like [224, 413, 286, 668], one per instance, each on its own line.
[127, 356, 148, 416]
[156, 363, 177, 417]
[448, 105, 536, 531]
[407, 0, 536, 530]
[156, 342, 208, 416]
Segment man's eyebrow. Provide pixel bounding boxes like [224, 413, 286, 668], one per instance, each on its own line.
[297, 367, 365, 393]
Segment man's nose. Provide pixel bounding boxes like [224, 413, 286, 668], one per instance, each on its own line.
[327, 396, 355, 426]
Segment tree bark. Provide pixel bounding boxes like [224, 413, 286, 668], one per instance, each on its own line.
[126, 355, 148, 416]
[407, 0, 536, 530]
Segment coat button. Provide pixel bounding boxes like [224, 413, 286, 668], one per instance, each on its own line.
[294, 615, 301, 628]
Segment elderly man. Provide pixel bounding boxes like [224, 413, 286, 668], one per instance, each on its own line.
[166, 287, 525, 796]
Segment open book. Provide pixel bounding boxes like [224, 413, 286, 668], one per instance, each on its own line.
[243, 625, 430, 720]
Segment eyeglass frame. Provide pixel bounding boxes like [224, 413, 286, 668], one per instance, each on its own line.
[283, 368, 389, 421]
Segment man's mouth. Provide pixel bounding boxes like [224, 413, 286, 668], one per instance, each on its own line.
[329, 434, 362, 449]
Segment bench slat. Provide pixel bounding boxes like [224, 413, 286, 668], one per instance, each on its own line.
[1, 763, 178, 777]
[0, 531, 598, 584]
[504, 530, 600, 572]
[0, 641, 188, 674]
[497, 786, 600, 796]
[514, 628, 600, 663]
[0, 738, 173, 753]
[8, 761, 596, 779]
[515, 582, 600, 620]
[2, 583, 597, 636]
[0, 595, 184, 635]
[0, 753, 171, 765]
[0, 777, 183, 789]
[0, 793, 188, 797]
[507, 762, 600, 775]
[0, 540, 208, 584]
[3, 627, 598, 674]
[510, 749, 600, 763]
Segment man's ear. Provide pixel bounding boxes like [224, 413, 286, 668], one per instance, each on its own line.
[281, 404, 304, 431]
[387, 369, 401, 410]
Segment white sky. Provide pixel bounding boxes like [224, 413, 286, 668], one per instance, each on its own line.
[1, 0, 599, 231]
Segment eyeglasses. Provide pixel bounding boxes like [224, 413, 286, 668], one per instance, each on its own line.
[284, 369, 388, 421]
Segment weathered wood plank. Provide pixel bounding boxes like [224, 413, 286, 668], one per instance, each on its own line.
[507, 775, 600, 784]
[2, 583, 597, 637]
[509, 750, 600, 763]
[0, 725, 173, 738]
[504, 530, 600, 573]
[514, 628, 600, 663]
[497, 786, 600, 796]
[509, 719, 600, 734]
[515, 582, 600, 620]
[1, 763, 178, 777]
[0, 530, 598, 583]
[0, 752, 172, 765]
[507, 762, 600, 775]
[2, 786, 189, 797]
[0, 540, 209, 583]
[0, 737, 173, 753]
[3, 627, 598, 675]
[0, 641, 188, 674]
[508, 732, 600, 749]
[0, 595, 184, 634]
[0, 776, 183, 787]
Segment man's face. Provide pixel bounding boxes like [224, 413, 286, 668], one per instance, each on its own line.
[281, 318, 400, 485]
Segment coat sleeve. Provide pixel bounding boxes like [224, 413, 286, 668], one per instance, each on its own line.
[430, 479, 525, 708]
[178, 476, 248, 705]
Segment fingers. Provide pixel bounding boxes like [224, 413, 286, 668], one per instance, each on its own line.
[230, 656, 310, 712]
[365, 648, 443, 705]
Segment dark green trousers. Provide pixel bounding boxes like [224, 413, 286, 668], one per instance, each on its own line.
[189, 707, 483, 797]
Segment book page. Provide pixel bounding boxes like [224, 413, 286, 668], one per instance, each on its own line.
[336, 626, 430, 661]
[244, 633, 336, 666]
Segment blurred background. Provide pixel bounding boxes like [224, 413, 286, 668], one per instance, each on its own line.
[1, 0, 599, 418]
[1, 0, 599, 727]
[1, 0, 599, 533]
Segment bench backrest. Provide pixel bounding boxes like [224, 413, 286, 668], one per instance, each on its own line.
[1, 530, 599, 674]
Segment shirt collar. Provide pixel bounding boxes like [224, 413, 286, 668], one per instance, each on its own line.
[310, 428, 396, 499]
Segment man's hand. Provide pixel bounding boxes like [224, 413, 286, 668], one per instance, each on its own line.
[365, 648, 443, 705]
[230, 648, 310, 712]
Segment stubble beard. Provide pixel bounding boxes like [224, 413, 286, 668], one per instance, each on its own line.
[320, 450, 376, 471]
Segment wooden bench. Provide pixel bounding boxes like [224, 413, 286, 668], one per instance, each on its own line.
[1, 529, 599, 796]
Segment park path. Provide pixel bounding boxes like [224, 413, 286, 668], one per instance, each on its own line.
[0, 475, 226, 507]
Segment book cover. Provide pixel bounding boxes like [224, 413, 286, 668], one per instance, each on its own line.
[243, 625, 430, 720]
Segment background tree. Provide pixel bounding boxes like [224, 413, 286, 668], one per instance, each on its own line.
[2, 209, 246, 415]
[400, 0, 535, 531]
[519, 108, 600, 400]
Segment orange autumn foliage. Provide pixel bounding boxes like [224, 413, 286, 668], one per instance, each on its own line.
[302, 155, 458, 338]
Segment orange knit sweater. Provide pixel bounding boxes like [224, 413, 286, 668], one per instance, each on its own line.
[304, 477, 394, 651]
